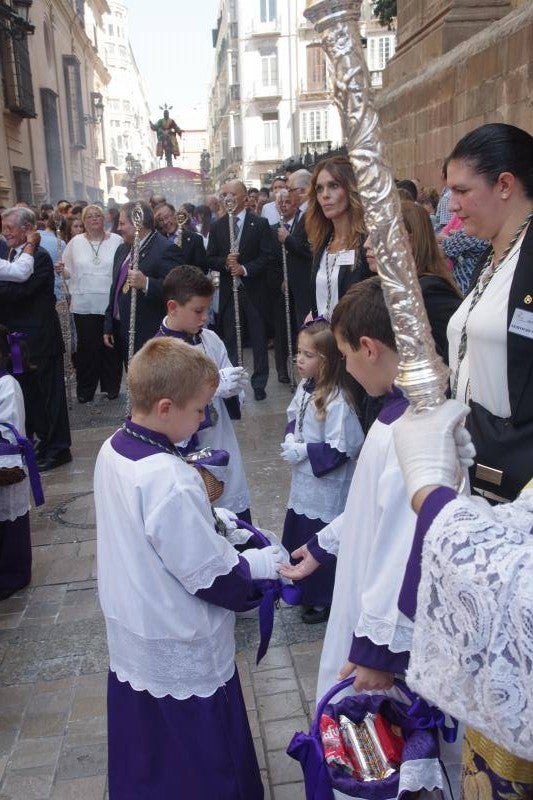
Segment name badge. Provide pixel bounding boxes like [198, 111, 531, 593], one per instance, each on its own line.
[337, 249, 355, 267]
[509, 308, 533, 340]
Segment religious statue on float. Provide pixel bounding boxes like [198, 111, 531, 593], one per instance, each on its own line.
[150, 104, 182, 167]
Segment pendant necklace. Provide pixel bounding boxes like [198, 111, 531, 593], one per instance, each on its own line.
[87, 236, 104, 265]
[324, 235, 344, 320]
[297, 379, 314, 441]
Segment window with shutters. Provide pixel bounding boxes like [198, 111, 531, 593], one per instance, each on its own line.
[63, 56, 86, 148]
[13, 168, 33, 204]
[40, 89, 65, 202]
[0, 30, 36, 117]
[306, 44, 327, 92]
[260, 0, 276, 23]
[261, 52, 278, 87]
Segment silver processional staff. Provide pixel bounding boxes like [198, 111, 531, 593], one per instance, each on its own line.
[224, 193, 243, 367]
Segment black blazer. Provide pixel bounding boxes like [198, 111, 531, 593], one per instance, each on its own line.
[310, 234, 371, 316]
[171, 229, 207, 272]
[104, 230, 184, 349]
[0, 246, 63, 361]
[206, 210, 275, 312]
[419, 275, 462, 365]
[467, 223, 533, 425]
[283, 211, 313, 318]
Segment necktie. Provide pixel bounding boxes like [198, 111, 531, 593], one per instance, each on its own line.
[8, 248, 16, 262]
[233, 217, 240, 238]
[284, 222, 291, 232]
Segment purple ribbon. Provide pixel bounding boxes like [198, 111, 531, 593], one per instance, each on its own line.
[236, 519, 302, 664]
[0, 422, 45, 506]
[403, 696, 458, 744]
[300, 315, 328, 331]
[185, 448, 229, 468]
[113, 253, 131, 318]
[7, 332, 25, 375]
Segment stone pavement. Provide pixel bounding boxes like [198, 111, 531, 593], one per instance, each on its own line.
[0, 355, 328, 799]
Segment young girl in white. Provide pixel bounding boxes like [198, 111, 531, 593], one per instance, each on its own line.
[281, 318, 364, 623]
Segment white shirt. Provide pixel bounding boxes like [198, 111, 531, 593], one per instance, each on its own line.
[448, 238, 521, 417]
[315, 249, 341, 320]
[0, 248, 34, 282]
[261, 200, 281, 226]
[95, 438, 240, 699]
[63, 232, 123, 315]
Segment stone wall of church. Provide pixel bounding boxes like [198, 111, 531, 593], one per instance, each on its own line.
[375, 1, 533, 187]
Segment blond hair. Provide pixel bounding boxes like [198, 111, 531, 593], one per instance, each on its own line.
[128, 338, 219, 413]
[81, 204, 105, 223]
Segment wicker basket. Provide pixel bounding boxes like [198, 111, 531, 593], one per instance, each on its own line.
[195, 466, 224, 503]
[0, 466, 26, 486]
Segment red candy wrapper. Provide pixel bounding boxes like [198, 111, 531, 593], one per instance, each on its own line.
[374, 713, 404, 766]
[320, 714, 354, 775]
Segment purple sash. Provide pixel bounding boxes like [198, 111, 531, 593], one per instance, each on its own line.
[0, 422, 45, 506]
[236, 519, 302, 664]
[113, 254, 131, 318]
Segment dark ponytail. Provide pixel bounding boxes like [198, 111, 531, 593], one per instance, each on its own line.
[448, 123, 533, 199]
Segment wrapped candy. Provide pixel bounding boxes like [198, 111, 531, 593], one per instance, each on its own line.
[320, 714, 354, 774]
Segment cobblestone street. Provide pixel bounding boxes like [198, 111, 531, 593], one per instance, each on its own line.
[0, 358, 326, 799]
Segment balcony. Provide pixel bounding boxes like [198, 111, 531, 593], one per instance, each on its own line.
[246, 82, 281, 102]
[245, 17, 281, 37]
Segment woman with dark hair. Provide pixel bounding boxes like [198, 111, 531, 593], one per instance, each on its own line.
[105, 207, 120, 234]
[445, 122, 533, 792]
[65, 216, 84, 242]
[306, 156, 370, 320]
[446, 122, 533, 502]
[194, 204, 212, 248]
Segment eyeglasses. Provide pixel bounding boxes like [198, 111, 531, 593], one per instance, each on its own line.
[85, 214, 103, 220]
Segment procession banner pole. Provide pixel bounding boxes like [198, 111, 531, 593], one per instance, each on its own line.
[126, 203, 143, 414]
[304, 0, 449, 411]
[224, 193, 243, 367]
[53, 215, 73, 409]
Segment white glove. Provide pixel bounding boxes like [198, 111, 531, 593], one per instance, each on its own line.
[393, 399, 475, 502]
[283, 432, 295, 445]
[280, 440, 308, 465]
[213, 506, 238, 533]
[215, 366, 249, 398]
[241, 545, 285, 580]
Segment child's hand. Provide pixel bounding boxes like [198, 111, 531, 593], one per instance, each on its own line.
[280, 441, 307, 464]
[338, 663, 395, 693]
[278, 544, 320, 581]
[216, 366, 248, 398]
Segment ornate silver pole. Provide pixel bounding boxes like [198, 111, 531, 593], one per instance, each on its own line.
[304, 0, 449, 411]
[176, 208, 189, 249]
[224, 193, 243, 367]
[276, 189, 296, 390]
[53, 215, 73, 409]
[125, 203, 143, 412]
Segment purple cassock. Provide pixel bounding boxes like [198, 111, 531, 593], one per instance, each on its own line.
[100, 423, 264, 799]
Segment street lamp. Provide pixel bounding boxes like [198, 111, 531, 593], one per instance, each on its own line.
[0, 0, 35, 38]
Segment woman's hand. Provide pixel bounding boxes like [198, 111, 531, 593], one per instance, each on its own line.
[55, 261, 65, 275]
[337, 662, 395, 692]
[278, 544, 320, 581]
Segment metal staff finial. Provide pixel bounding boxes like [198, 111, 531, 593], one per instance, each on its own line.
[176, 208, 189, 249]
[224, 193, 243, 367]
[126, 202, 144, 414]
[304, 0, 449, 411]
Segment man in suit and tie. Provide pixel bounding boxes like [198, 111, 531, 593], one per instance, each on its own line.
[154, 203, 207, 271]
[0, 207, 72, 471]
[207, 180, 274, 400]
[103, 202, 184, 365]
[276, 169, 313, 327]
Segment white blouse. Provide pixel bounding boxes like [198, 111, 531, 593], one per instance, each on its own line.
[0, 374, 29, 521]
[447, 238, 521, 418]
[63, 232, 123, 315]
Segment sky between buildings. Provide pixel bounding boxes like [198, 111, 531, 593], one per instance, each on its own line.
[126, 0, 219, 122]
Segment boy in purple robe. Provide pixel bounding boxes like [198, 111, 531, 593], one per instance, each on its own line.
[94, 337, 284, 799]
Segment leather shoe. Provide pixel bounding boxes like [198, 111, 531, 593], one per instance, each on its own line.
[38, 449, 73, 473]
[105, 392, 119, 400]
[278, 373, 290, 384]
[301, 606, 330, 625]
[253, 388, 266, 401]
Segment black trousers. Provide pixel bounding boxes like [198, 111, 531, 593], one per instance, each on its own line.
[220, 289, 269, 390]
[74, 314, 123, 400]
[17, 353, 71, 459]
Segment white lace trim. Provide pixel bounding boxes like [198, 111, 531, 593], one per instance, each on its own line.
[354, 611, 413, 654]
[181, 547, 239, 596]
[407, 493, 533, 761]
[332, 759, 443, 800]
[289, 469, 354, 523]
[106, 616, 236, 699]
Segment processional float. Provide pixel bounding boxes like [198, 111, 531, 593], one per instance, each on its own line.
[305, 0, 449, 412]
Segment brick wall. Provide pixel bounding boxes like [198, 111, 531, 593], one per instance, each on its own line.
[375, 1, 533, 187]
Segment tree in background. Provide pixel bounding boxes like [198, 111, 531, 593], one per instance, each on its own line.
[373, 0, 396, 29]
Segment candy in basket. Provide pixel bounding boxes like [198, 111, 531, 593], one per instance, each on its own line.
[288, 677, 457, 800]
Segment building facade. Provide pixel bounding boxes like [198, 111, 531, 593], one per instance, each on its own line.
[0, 0, 111, 207]
[208, 0, 396, 188]
[100, 0, 156, 203]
